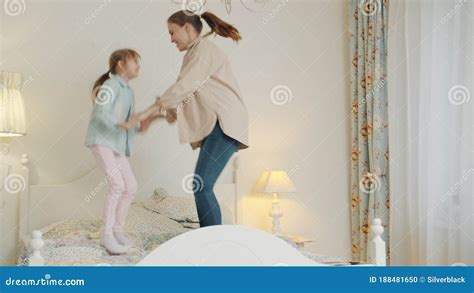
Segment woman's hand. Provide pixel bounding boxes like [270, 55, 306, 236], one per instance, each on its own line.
[166, 109, 177, 123]
[155, 97, 177, 124]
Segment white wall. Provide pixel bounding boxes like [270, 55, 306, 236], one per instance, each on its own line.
[0, 0, 351, 264]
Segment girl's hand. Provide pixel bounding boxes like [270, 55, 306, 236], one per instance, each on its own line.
[139, 116, 155, 132]
[117, 113, 140, 129]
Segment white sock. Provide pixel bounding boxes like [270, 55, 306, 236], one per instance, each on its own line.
[100, 233, 127, 254]
[114, 231, 133, 246]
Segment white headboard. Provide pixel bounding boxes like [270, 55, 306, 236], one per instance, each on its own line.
[17, 154, 242, 241]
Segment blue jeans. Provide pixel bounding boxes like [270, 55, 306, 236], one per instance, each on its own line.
[194, 121, 240, 227]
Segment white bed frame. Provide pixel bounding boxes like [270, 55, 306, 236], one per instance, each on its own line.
[14, 153, 386, 266]
[17, 154, 241, 241]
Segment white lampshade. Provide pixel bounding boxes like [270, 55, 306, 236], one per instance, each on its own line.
[258, 170, 296, 193]
[0, 72, 27, 137]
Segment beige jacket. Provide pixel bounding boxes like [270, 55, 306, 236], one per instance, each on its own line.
[159, 32, 249, 151]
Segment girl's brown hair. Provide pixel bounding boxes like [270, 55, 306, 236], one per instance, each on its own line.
[168, 10, 241, 42]
[92, 49, 140, 102]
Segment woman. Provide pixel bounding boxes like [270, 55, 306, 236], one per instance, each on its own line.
[122, 10, 249, 227]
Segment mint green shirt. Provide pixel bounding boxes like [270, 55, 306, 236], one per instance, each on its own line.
[85, 73, 138, 157]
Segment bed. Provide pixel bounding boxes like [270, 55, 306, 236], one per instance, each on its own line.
[18, 201, 220, 266]
[13, 154, 386, 266]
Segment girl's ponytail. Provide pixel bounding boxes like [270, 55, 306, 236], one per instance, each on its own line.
[91, 49, 140, 104]
[92, 70, 110, 101]
[201, 11, 241, 42]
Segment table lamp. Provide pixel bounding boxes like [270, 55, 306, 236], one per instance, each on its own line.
[258, 170, 296, 235]
[0, 71, 27, 248]
[0, 71, 27, 152]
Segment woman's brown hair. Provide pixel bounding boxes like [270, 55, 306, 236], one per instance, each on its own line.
[92, 49, 140, 103]
[168, 10, 241, 42]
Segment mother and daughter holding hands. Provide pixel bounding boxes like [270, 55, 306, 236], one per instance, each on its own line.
[84, 10, 249, 254]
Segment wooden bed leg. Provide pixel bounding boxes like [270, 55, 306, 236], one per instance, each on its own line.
[369, 218, 386, 266]
[29, 230, 44, 266]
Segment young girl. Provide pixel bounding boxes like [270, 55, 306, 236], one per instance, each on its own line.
[85, 49, 145, 254]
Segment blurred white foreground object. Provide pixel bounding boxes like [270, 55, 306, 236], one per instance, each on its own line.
[138, 225, 324, 266]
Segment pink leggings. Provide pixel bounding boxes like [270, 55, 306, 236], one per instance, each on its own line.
[91, 145, 137, 235]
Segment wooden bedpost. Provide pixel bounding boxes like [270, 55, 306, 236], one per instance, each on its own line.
[369, 218, 386, 266]
[29, 230, 44, 266]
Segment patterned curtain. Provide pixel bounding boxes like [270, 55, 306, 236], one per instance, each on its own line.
[349, 0, 390, 263]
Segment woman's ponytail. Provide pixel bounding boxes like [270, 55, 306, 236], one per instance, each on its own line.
[168, 10, 241, 42]
[201, 11, 241, 42]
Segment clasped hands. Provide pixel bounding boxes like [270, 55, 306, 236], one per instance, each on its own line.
[117, 97, 177, 132]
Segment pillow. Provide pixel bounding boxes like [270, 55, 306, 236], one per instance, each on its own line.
[181, 222, 200, 229]
[153, 187, 169, 200]
[29, 204, 187, 243]
[125, 203, 187, 235]
[142, 190, 234, 225]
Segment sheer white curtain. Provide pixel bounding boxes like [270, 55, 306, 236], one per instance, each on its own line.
[388, 0, 473, 266]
